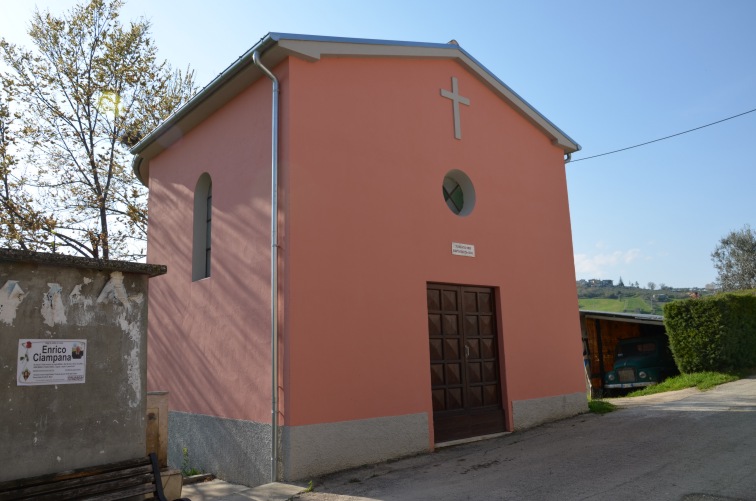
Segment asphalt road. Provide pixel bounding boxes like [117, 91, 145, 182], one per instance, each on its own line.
[293, 377, 756, 501]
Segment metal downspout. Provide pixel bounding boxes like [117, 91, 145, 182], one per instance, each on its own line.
[252, 50, 280, 482]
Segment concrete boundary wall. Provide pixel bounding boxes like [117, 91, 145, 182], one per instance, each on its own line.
[512, 392, 588, 431]
[0, 248, 165, 481]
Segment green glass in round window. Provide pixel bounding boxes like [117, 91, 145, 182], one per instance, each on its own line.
[443, 177, 464, 214]
[442, 170, 475, 216]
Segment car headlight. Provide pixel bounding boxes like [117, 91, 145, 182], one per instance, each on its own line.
[638, 371, 647, 379]
[607, 373, 615, 381]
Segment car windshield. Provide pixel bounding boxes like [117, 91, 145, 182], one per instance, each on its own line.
[616, 341, 657, 358]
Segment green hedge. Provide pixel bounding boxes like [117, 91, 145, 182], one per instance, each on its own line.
[663, 292, 756, 373]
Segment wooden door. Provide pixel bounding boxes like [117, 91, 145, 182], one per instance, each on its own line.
[427, 284, 505, 443]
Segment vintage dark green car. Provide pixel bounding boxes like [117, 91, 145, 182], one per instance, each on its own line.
[604, 335, 678, 389]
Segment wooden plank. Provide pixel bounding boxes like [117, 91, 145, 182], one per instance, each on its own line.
[1, 465, 153, 499]
[78, 483, 156, 501]
[0, 457, 150, 491]
[30, 473, 156, 501]
[0, 455, 165, 501]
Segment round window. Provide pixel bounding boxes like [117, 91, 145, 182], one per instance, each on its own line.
[442, 169, 475, 216]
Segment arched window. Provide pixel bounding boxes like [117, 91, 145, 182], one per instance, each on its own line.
[192, 173, 212, 281]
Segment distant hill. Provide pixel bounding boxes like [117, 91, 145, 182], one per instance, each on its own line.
[577, 284, 709, 315]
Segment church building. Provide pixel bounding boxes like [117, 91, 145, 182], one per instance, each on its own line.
[131, 33, 586, 487]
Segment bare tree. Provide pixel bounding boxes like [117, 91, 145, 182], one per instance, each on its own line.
[0, 0, 196, 260]
[647, 282, 656, 291]
[712, 225, 756, 291]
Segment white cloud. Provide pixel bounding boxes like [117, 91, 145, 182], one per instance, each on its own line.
[622, 249, 641, 263]
[574, 249, 642, 278]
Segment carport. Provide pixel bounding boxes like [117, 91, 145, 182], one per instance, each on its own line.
[580, 310, 666, 397]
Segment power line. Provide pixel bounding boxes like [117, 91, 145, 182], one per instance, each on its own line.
[570, 107, 756, 163]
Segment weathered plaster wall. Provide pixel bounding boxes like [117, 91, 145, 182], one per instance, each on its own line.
[0, 249, 164, 481]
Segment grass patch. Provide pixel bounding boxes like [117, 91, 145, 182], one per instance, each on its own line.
[626, 372, 740, 397]
[623, 296, 654, 313]
[588, 399, 616, 414]
[578, 298, 625, 312]
[180, 447, 203, 477]
[578, 296, 658, 314]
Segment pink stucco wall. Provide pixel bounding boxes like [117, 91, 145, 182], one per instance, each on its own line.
[146, 62, 290, 423]
[281, 56, 584, 431]
[146, 53, 584, 434]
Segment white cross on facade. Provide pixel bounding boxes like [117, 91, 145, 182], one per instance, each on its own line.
[440, 77, 470, 140]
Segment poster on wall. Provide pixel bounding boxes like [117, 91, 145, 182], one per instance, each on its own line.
[17, 339, 87, 386]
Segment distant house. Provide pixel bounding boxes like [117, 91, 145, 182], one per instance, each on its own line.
[130, 33, 586, 487]
[587, 279, 614, 287]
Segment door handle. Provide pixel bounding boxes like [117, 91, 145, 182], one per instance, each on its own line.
[465, 345, 470, 358]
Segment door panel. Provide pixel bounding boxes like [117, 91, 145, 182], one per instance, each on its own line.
[428, 283, 505, 443]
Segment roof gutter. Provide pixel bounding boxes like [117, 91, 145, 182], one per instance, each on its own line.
[252, 48, 281, 483]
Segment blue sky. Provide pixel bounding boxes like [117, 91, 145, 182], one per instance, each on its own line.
[2, 0, 754, 288]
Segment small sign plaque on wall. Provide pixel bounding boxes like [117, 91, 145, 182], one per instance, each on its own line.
[17, 339, 87, 386]
[451, 242, 475, 257]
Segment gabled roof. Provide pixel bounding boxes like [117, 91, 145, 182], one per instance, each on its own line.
[131, 33, 581, 185]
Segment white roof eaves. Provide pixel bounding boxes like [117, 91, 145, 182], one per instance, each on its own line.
[131, 33, 580, 186]
[130, 33, 279, 185]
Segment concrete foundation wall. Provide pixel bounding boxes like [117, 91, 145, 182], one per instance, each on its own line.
[0, 249, 164, 481]
[281, 413, 429, 480]
[168, 411, 271, 487]
[511, 392, 588, 431]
